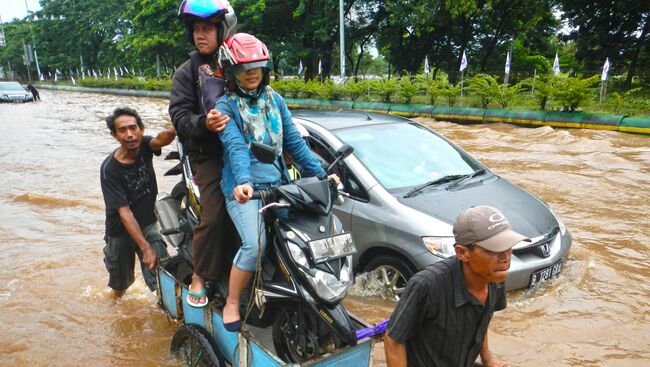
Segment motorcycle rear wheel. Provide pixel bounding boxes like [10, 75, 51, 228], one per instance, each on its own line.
[272, 304, 341, 363]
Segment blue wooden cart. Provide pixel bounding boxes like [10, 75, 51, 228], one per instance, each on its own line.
[156, 258, 376, 367]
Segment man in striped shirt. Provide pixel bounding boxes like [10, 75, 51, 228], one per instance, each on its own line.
[384, 206, 529, 367]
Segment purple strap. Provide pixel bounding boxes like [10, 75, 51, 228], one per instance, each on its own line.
[355, 319, 389, 340]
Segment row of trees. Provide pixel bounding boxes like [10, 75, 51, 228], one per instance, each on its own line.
[1, 0, 648, 89]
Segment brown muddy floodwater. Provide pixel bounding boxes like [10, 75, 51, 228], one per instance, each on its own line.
[1, 90, 649, 367]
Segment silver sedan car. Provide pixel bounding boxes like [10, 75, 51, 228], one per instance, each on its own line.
[292, 109, 572, 300]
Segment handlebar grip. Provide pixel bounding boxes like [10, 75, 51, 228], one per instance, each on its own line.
[251, 191, 262, 200]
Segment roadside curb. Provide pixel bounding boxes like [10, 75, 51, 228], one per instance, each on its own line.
[35, 84, 650, 135]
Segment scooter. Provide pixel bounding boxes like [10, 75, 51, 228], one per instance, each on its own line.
[154, 140, 359, 363]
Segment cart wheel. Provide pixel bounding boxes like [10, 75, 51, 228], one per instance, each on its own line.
[171, 323, 222, 367]
[272, 305, 340, 363]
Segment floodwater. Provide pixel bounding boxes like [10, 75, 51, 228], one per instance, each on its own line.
[1, 90, 649, 366]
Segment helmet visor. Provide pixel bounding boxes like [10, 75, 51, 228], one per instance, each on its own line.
[181, 0, 230, 19]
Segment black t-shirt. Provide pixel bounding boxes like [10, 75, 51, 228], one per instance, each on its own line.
[387, 257, 506, 367]
[100, 136, 161, 237]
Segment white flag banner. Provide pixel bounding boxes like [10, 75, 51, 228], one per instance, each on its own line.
[505, 51, 511, 75]
[113, 67, 119, 80]
[601, 57, 610, 81]
[459, 51, 468, 72]
[297, 60, 303, 75]
[424, 56, 430, 76]
[40, 73, 44, 81]
[71, 76, 76, 85]
[318, 59, 322, 75]
[553, 52, 560, 75]
[131, 67, 136, 75]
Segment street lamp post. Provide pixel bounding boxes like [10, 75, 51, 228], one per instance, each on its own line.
[339, 0, 345, 80]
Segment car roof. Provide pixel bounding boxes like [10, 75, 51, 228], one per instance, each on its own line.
[291, 109, 412, 131]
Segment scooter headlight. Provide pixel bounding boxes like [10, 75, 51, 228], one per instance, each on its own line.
[288, 242, 309, 268]
[302, 255, 353, 303]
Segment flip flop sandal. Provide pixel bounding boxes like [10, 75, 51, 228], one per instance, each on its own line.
[186, 285, 208, 308]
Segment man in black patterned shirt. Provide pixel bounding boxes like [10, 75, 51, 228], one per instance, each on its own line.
[100, 107, 175, 297]
[384, 206, 529, 367]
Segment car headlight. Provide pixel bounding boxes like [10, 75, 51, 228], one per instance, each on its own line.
[422, 236, 456, 258]
[548, 206, 566, 236]
[0, 94, 10, 101]
[300, 255, 353, 303]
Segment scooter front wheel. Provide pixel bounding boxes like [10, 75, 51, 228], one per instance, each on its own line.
[272, 304, 340, 363]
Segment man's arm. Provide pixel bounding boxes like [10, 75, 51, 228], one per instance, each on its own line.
[149, 127, 177, 151]
[384, 334, 408, 367]
[116, 206, 159, 269]
[479, 332, 508, 367]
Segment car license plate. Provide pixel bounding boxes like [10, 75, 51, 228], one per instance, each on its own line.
[308, 233, 357, 264]
[529, 260, 562, 288]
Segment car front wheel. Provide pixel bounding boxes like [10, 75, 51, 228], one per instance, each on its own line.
[363, 256, 415, 302]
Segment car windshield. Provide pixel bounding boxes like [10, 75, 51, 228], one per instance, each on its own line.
[335, 122, 482, 190]
[0, 82, 27, 92]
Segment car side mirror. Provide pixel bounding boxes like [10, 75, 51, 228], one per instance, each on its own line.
[336, 144, 354, 159]
[250, 142, 276, 164]
[326, 144, 354, 174]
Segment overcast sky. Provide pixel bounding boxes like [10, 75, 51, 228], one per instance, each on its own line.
[0, 0, 41, 23]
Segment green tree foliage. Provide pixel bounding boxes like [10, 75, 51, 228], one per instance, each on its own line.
[120, 0, 190, 74]
[0, 21, 34, 80]
[557, 0, 649, 90]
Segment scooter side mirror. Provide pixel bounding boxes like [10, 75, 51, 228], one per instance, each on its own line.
[250, 142, 277, 164]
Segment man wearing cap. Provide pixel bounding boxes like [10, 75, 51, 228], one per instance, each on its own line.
[384, 205, 529, 367]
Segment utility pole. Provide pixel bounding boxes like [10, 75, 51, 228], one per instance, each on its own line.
[24, 0, 41, 78]
[339, 0, 345, 80]
[71, 0, 85, 77]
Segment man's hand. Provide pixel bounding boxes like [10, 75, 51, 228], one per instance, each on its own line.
[141, 244, 160, 269]
[233, 184, 254, 204]
[206, 109, 229, 133]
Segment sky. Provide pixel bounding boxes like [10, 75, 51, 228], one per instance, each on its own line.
[0, 0, 41, 23]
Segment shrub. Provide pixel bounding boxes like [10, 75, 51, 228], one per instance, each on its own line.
[397, 76, 419, 104]
[439, 78, 461, 106]
[518, 75, 557, 110]
[468, 74, 500, 108]
[343, 79, 368, 101]
[369, 78, 397, 103]
[552, 74, 600, 112]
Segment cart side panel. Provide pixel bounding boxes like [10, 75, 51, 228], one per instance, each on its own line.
[209, 311, 286, 367]
[181, 287, 209, 327]
[307, 339, 373, 367]
[209, 311, 238, 363]
[248, 342, 287, 367]
[158, 268, 180, 319]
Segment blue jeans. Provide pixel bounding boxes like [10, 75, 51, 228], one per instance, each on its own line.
[226, 198, 266, 272]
